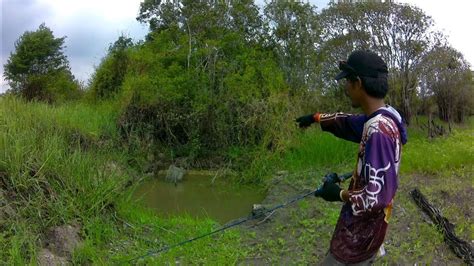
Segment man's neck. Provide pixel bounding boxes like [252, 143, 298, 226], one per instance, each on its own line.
[361, 98, 385, 116]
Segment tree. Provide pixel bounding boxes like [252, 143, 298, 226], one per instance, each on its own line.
[137, 0, 263, 41]
[89, 35, 134, 99]
[319, 2, 438, 123]
[3, 23, 78, 102]
[136, 0, 266, 91]
[419, 45, 473, 123]
[263, 1, 322, 94]
[122, 0, 290, 158]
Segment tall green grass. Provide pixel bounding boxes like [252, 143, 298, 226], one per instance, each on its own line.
[279, 128, 358, 172]
[0, 96, 246, 263]
[0, 96, 128, 262]
[242, 126, 358, 185]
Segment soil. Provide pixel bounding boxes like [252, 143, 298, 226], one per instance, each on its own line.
[38, 224, 83, 264]
[45, 224, 82, 258]
[0, 189, 15, 223]
[37, 249, 68, 266]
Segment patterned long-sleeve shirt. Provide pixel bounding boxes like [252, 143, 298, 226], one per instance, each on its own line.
[319, 105, 407, 264]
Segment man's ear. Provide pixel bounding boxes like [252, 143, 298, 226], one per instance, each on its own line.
[355, 77, 364, 91]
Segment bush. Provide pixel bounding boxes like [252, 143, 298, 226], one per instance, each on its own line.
[117, 30, 292, 163]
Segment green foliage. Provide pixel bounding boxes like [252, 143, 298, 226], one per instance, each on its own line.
[278, 128, 357, 173]
[263, 1, 322, 93]
[137, 0, 263, 42]
[75, 200, 246, 264]
[89, 35, 134, 99]
[419, 45, 474, 123]
[0, 96, 247, 263]
[118, 21, 291, 162]
[0, 96, 126, 263]
[3, 23, 79, 103]
[109, 0, 473, 168]
[240, 125, 357, 184]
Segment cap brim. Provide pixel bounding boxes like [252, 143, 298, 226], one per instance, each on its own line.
[334, 71, 349, 80]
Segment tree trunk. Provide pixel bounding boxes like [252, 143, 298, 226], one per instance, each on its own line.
[400, 95, 411, 125]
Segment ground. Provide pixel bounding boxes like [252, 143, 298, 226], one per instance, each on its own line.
[238, 171, 472, 265]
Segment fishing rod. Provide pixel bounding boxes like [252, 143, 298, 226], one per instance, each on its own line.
[128, 172, 352, 263]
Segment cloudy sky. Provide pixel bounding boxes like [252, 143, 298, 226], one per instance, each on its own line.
[1, 0, 473, 93]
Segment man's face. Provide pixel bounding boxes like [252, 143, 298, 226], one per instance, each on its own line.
[344, 78, 361, 108]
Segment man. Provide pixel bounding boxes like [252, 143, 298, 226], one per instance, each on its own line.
[296, 50, 408, 265]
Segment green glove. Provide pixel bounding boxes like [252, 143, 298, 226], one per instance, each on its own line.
[314, 182, 342, 202]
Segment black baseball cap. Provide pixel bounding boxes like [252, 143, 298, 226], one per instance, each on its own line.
[335, 50, 388, 80]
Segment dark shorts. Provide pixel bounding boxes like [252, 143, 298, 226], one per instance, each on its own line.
[320, 251, 377, 266]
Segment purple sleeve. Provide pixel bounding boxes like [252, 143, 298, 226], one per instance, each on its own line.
[348, 132, 398, 216]
[319, 113, 366, 143]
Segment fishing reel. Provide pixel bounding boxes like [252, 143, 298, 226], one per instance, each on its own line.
[315, 172, 352, 195]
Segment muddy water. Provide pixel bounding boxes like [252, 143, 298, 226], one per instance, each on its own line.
[132, 174, 265, 224]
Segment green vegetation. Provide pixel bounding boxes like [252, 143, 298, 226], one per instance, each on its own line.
[2, 0, 473, 264]
[1, 96, 471, 263]
[3, 24, 80, 103]
[0, 96, 245, 264]
[0, 96, 125, 263]
[402, 129, 474, 175]
[89, 36, 134, 100]
[3, 1, 473, 171]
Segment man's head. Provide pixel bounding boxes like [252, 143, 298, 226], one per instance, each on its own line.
[335, 50, 388, 107]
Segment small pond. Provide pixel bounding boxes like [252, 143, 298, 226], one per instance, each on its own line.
[132, 173, 266, 224]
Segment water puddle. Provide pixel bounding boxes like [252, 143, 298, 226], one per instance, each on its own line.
[132, 174, 265, 224]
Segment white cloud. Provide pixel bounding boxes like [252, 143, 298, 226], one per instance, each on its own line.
[1, 0, 147, 93]
[39, 0, 141, 23]
[398, 0, 474, 67]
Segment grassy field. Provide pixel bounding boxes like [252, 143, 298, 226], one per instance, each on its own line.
[0, 96, 472, 264]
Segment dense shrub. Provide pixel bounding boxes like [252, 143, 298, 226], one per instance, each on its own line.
[117, 29, 292, 161]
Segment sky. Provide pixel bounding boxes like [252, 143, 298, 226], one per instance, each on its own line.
[1, 0, 473, 93]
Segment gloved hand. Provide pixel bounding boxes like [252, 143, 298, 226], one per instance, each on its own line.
[314, 182, 343, 202]
[322, 172, 352, 184]
[322, 172, 340, 184]
[295, 113, 319, 128]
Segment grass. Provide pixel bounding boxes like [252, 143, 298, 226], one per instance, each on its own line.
[0, 96, 128, 262]
[0, 95, 472, 264]
[401, 128, 474, 175]
[0, 96, 245, 264]
[241, 126, 358, 186]
[71, 201, 245, 264]
[278, 128, 358, 173]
